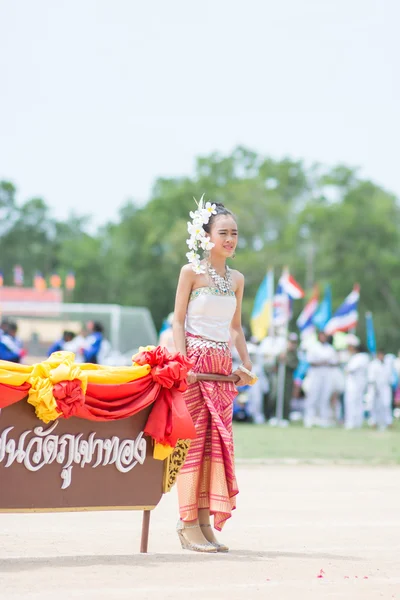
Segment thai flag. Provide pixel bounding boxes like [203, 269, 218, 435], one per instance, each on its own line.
[279, 269, 305, 299]
[324, 285, 360, 335]
[273, 282, 291, 326]
[296, 287, 319, 338]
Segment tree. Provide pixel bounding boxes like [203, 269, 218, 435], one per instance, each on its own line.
[1, 146, 399, 350]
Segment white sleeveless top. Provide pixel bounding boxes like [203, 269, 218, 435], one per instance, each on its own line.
[186, 287, 237, 342]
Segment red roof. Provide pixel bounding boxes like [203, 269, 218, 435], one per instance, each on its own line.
[0, 287, 63, 302]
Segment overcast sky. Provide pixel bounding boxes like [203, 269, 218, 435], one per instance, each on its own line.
[1, 0, 399, 227]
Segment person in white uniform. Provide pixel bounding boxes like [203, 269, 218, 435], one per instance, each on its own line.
[246, 341, 269, 424]
[343, 337, 369, 429]
[304, 331, 338, 427]
[368, 350, 393, 430]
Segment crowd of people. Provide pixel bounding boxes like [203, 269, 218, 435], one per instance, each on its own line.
[47, 321, 111, 364]
[159, 313, 399, 431]
[236, 330, 398, 431]
[0, 319, 111, 365]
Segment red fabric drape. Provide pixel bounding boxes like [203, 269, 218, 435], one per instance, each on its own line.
[0, 382, 31, 407]
[82, 375, 158, 420]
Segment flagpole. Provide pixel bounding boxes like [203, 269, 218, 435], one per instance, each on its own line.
[365, 311, 376, 357]
[268, 267, 274, 338]
[275, 269, 290, 423]
[275, 301, 289, 423]
[305, 242, 316, 292]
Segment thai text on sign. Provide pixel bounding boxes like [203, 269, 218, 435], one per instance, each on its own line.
[0, 421, 147, 489]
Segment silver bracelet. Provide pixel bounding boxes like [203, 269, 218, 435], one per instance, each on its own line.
[238, 364, 258, 381]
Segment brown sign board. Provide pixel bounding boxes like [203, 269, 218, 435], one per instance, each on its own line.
[0, 401, 164, 513]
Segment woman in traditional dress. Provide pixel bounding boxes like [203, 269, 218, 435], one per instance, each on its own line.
[173, 198, 255, 553]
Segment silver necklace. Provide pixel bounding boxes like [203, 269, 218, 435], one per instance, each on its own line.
[207, 262, 233, 294]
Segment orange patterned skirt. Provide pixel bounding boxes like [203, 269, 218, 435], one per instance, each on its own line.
[177, 334, 239, 531]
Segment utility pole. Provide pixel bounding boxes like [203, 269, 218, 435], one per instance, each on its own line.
[305, 241, 315, 292]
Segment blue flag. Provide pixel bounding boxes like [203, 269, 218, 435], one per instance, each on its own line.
[312, 284, 332, 330]
[251, 269, 274, 340]
[365, 312, 376, 355]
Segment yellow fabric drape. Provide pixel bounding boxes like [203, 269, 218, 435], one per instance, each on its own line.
[0, 351, 151, 387]
[0, 351, 151, 423]
[0, 360, 32, 386]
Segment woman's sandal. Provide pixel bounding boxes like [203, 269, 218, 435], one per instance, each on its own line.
[200, 523, 229, 552]
[176, 520, 217, 553]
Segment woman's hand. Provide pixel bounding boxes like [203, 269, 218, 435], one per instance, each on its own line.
[232, 368, 254, 387]
[186, 371, 198, 385]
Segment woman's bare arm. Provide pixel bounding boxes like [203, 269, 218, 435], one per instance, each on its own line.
[172, 265, 194, 357]
[230, 273, 253, 385]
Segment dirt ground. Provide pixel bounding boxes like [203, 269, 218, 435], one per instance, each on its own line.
[1, 465, 399, 600]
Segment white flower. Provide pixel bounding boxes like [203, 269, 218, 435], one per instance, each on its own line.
[197, 229, 208, 243]
[197, 210, 209, 224]
[189, 211, 203, 226]
[193, 215, 204, 227]
[186, 250, 200, 262]
[187, 222, 204, 238]
[186, 237, 197, 250]
[187, 195, 215, 273]
[205, 202, 217, 215]
[198, 203, 216, 224]
[192, 262, 206, 274]
[200, 237, 215, 251]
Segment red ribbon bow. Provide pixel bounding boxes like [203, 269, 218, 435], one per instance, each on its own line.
[135, 347, 196, 447]
[53, 379, 86, 418]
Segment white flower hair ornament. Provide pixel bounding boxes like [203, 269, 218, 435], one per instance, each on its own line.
[186, 194, 217, 273]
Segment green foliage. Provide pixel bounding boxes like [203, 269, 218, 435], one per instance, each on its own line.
[1, 146, 400, 350]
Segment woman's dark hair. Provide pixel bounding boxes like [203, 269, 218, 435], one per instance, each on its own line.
[203, 202, 236, 234]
